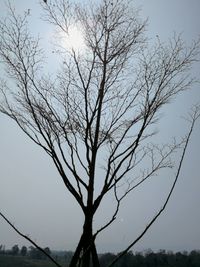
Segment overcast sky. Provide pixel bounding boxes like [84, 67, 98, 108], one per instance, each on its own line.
[0, 0, 200, 253]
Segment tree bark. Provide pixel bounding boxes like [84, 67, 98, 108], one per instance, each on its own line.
[69, 213, 100, 267]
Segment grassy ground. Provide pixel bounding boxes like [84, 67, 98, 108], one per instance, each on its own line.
[0, 255, 66, 267]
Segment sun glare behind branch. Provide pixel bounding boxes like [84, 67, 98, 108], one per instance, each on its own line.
[59, 24, 86, 53]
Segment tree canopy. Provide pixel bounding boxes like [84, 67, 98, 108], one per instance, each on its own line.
[0, 1, 199, 266]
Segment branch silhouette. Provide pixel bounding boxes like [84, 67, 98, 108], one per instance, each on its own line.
[0, 1, 199, 266]
[0, 211, 62, 267]
[108, 106, 200, 266]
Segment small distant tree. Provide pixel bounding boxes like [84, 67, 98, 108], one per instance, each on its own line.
[29, 245, 51, 260]
[99, 253, 116, 267]
[0, 245, 5, 255]
[11, 244, 19, 256]
[20, 246, 27, 257]
[44, 247, 51, 259]
[29, 246, 37, 259]
[0, 0, 199, 266]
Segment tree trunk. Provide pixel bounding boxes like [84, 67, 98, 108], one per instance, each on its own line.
[81, 216, 93, 267]
[69, 213, 100, 267]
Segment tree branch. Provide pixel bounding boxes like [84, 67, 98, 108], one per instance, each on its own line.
[108, 105, 200, 266]
[0, 211, 62, 267]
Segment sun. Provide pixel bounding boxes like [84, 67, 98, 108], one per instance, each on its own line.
[59, 24, 86, 53]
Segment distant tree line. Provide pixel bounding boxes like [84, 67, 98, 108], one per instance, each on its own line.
[99, 250, 200, 267]
[1, 245, 200, 266]
[0, 244, 51, 260]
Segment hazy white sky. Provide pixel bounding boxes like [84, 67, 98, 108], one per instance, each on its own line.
[0, 0, 200, 253]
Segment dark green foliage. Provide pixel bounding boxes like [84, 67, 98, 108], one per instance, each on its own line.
[98, 250, 200, 267]
[11, 244, 19, 255]
[1, 246, 200, 267]
[29, 246, 51, 260]
[99, 253, 116, 267]
[0, 245, 6, 255]
[21, 246, 28, 257]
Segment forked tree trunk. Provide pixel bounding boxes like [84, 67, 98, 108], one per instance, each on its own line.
[69, 214, 100, 267]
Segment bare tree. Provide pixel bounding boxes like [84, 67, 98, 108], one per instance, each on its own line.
[0, 1, 199, 266]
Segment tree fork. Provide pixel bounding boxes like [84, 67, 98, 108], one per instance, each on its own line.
[69, 211, 100, 267]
